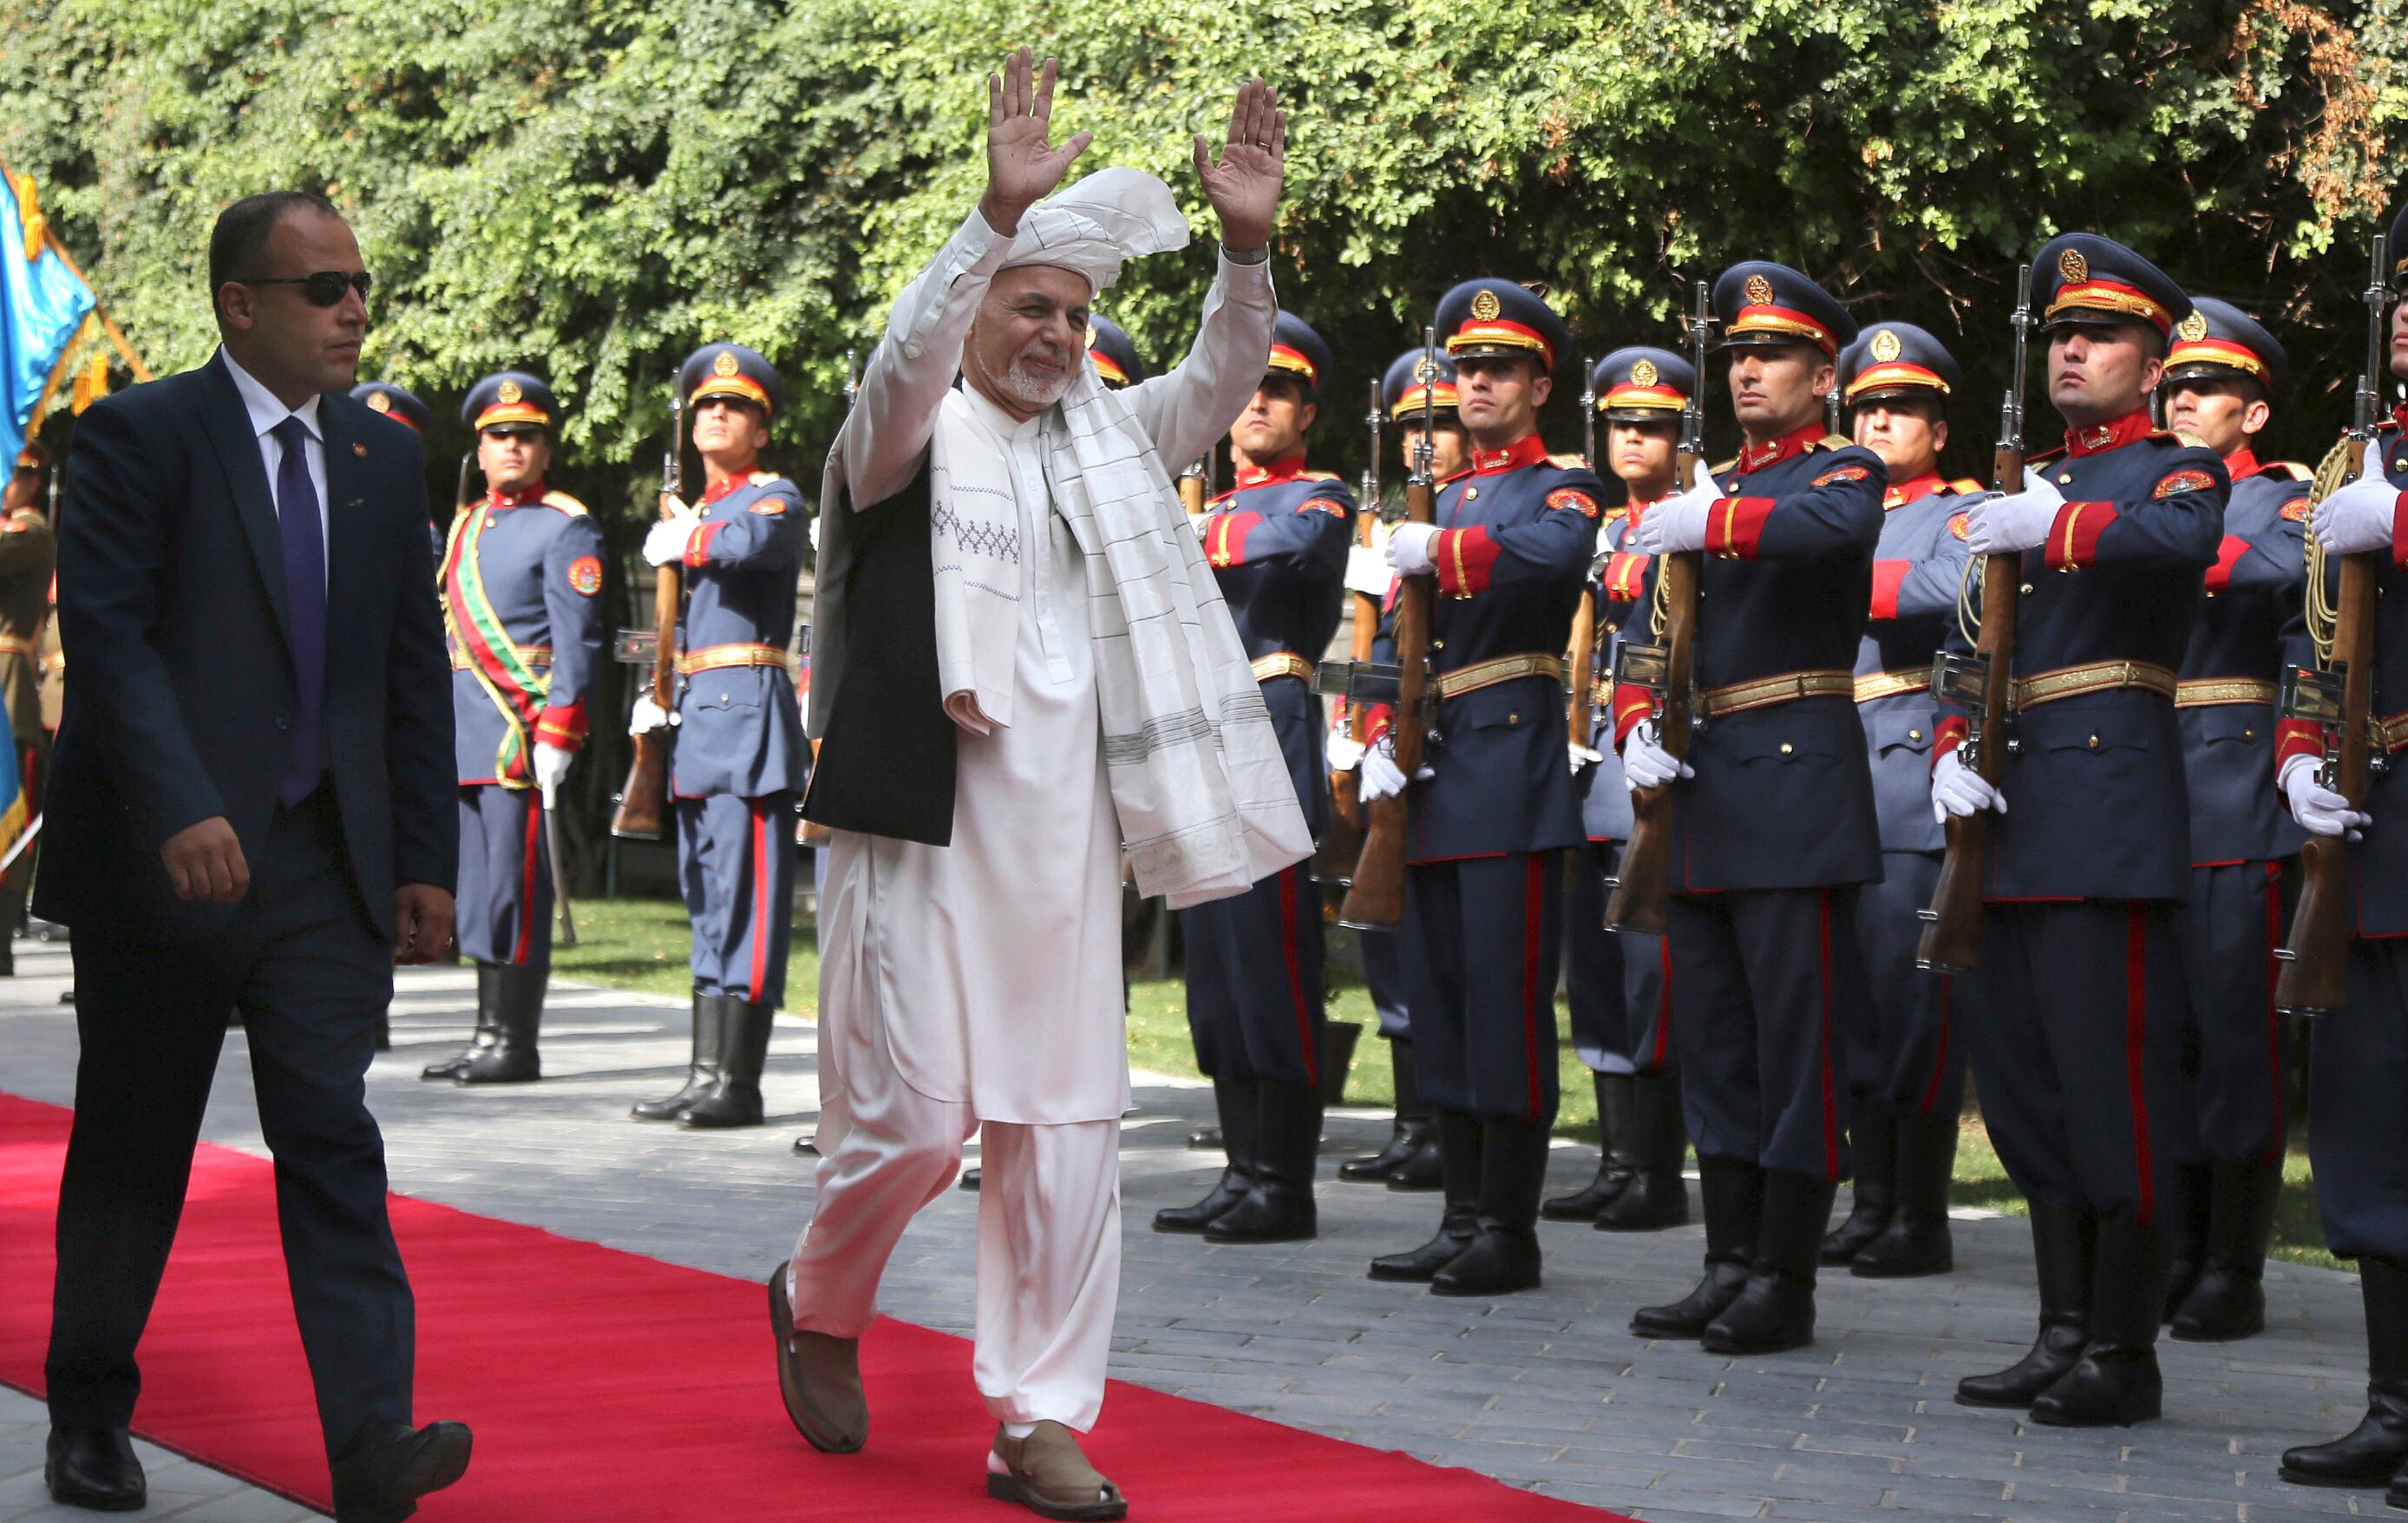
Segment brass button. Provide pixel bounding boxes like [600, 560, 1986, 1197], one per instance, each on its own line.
[720, 691, 731, 704]
[2020, 582, 2034, 595]
[1464, 487, 1479, 501]
[1908, 728, 1924, 742]
[1778, 742, 1794, 755]
[2087, 734, 2100, 750]
[2058, 474, 2073, 486]
[1431, 638, 1444, 650]
[2243, 728, 2256, 740]
[485, 515, 496, 527]
[1507, 712, 1520, 725]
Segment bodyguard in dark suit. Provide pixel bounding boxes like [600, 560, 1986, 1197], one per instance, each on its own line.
[36, 192, 469, 1520]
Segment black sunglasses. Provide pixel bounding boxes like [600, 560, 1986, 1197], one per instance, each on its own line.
[238, 270, 373, 307]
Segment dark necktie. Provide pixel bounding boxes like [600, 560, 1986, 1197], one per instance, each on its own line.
[271, 415, 326, 805]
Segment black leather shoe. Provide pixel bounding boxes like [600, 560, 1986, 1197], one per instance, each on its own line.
[1852, 1104, 1956, 1278]
[1959, 1200, 2095, 1408]
[959, 1167, 982, 1192]
[1542, 1073, 1633, 1221]
[2169, 1158, 2280, 1342]
[1430, 1225, 1541, 1297]
[330, 1419, 474, 1523]
[1155, 1079, 1253, 1232]
[1595, 1072, 1690, 1232]
[2028, 1213, 2169, 1428]
[46, 1426, 144, 1512]
[631, 991, 722, 1121]
[1206, 1082, 1320, 1244]
[1703, 1168, 1835, 1354]
[1819, 1105, 1894, 1265]
[2282, 1255, 2408, 1486]
[1631, 1156, 1760, 1339]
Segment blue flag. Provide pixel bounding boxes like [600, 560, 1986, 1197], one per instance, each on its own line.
[0, 170, 95, 464]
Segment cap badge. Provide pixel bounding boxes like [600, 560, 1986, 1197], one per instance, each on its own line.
[495, 379, 522, 405]
[1744, 273, 1775, 305]
[1630, 358, 1659, 387]
[2176, 311, 2208, 343]
[2058, 248, 2089, 284]
[365, 391, 391, 414]
[1870, 329, 1901, 363]
[1470, 289, 1502, 322]
[713, 351, 740, 377]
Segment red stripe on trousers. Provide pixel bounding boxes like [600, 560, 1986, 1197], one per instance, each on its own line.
[748, 800, 771, 1002]
[2261, 862, 2286, 1167]
[1817, 890, 1840, 1181]
[1279, 867, 1318, 1085]
[2125, 903, 2156, 1225]
[512, 797, 540, 965]
[1918, 975, 1951, 1114]
[1521, 856, 1546, 1121]
[1651, 936, 1672, 1069]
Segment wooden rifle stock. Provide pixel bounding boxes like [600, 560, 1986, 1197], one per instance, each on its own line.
[1567, 590, 1599, 748]
[610, 502, 681, 840]
[2276, 542, 2380, 1015]
[1602, 547, 1697, 933]
[1311, 504, 1381, 883]
[1339, 484, 1433, 927]
[1914, 549, 2020, 971]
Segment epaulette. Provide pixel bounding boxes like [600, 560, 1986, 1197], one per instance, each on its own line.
[1606, 503, 1628, 520]
[2266, 461, 2313, 481]
[749, 470, 788, 488]
[1812, 434, 1852, 452]
[2025, 444, 2068, 466]
[1948, 477, 1985, 495]
[540, 490, 589, 517]
[1299, 468, 1341, 482]
[2153, 428, 2213, 452]
[1546, 453, 1589, 471]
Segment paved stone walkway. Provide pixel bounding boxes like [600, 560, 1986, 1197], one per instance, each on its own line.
[0, 938, 2385, 1521]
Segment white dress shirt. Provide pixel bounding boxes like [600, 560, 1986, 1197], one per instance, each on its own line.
[219, 347, 330, 586]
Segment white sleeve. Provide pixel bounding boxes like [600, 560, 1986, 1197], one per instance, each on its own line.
[1117, 252, 1278, 475]
[837, 207, 1010, 510]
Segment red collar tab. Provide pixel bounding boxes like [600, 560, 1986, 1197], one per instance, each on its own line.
[1736, 421, 1825, 475]
[1470, 433, 1550, 476]
[1883, 472, 1947, 508]
[486, 480, 547, 509]
[2392, 402, 2408, 435]
[2063, 409, 2155, 458]
[2223, 448, 2263, 481]
[701, 474, 749, 506]
[1233, 454, 1308, 490]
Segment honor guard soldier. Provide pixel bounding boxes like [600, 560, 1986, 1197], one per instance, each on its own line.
[1336, 349, 1466, 1193]
[1359, 281, 1604, 1297]
[2274, 199, 2408, 1496]
[0, 445, 56, 967]
[1934, 234, 2226, 1426]
[1616, 263, 1886, 1353]
[2156, 298, 2307, 1342]
[1156, 313, 1352, 1244]
[1820, 323, 1977, 1277]
[423, 373, 604, 1084]
[1544, 348, 1690, 1232]
[630, 343, 808, 1130]
[1085, 316, 1146, 389]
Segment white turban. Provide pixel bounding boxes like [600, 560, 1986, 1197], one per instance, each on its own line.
[998, 167, 1190, 293]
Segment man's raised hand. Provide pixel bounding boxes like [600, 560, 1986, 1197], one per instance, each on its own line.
[980, 48, 1093, 237]
[1194, 78, 1286, 255]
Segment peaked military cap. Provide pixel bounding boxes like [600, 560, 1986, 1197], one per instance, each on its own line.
[2163, 297, 2287, 393]
[463, 371, 559, 432]
[1383, 349, 1459, 422]
[2386, 202, 2408, 287]
[680, 343, 784, 418]
[1085, 316, 1146, 389]
[2032, 233, 2189, 339]
[1591, 346, 1694, 421]
[350, 381, 431, 434]
[1839, 322, 1962, 403]
[1436, 280, 1571, 371]
[1713, 262, 1855, 356]
[1265, 311, 1333, 395]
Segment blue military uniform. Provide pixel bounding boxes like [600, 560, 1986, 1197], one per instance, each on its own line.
[1940, 235, 2225, 1425]
[425, 372, 605, 1086]
[1614, 262, 1886, 1356]
[1160, 313, 1353, 1245]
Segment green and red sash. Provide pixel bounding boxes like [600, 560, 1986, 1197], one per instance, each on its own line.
[440, 498, 550, 788]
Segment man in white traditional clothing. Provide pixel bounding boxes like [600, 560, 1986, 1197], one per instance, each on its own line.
[770, 49, 1308, 1521]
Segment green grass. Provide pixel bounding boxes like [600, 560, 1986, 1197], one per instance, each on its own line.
[566, 894, 2340, 1271]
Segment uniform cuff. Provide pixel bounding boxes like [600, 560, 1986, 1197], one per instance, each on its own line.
[1869, 559, 1909, 620]
[1705, 496, 1777, 559]
[2043, 500, 2116, 572]
[1604, 549, 1649, 601]
[682, 520, 725, 567]
[2204, 534, 2250, 594]
[1206, 511, 1261, 568]
[2274, 716, 2324, 773]
[2394, 494, 2408, 568]
[1933, 714, 1970, 765]
[1612, 682, 1656, 746]
[1363, 703, 1395, 747]
[534, 700, 589, 751]
[1435, 526, 1503, 596]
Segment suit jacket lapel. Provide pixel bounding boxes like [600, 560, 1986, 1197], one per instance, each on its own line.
[199, 352, 293, 654]
[319, 399, 371, 670]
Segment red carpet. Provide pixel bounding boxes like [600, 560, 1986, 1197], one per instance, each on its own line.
[0, 1092, 1623, 1520]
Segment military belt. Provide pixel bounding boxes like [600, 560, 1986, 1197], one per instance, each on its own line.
[2010, 659, 2177, 711]
[1250, 652, 1315, 684]
[1699, 669, 1854, 718]
[677, 642, 793, 676]
[1853, 669, 1931, 704]
[1430, 653, 1563, 702]
[0, 636, 39, 662]
[451, 643, 551, 672]
[2174, 677, 2281, 709]
[2376, 710, 2408, 754]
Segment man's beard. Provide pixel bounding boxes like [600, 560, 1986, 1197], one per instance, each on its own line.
[993, 352, 1075, 409]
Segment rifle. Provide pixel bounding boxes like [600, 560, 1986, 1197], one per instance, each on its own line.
[1914, 261, 2036, 973]
[2274, 232, 2392, 1016]
[1311, 378, 1385, 884]
[800, 350, 859, 849]
[1567, 356, 1602, 752]
[1605, 283, 1711, 933]
[1338, 330, 1440, 927]
[611, 390, 682, 840]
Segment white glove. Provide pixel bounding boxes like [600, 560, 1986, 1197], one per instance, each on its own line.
[644, 495, 703, 568]
[1384, 522, 1439, 575]
[1360, 745, 1409, 802]
[532, 741, 573, 800]
[1963, 470, 2064, 555]
[1621, 719, 1691, 791]
[1626, 474, 1720, 555]
[2280, 753, 2369, 840]
[810, 514, 823, 551]
[1930, 747, 2006, 820]
[1325, 734, 1366, 772]
[629, 694, 676, 735]
[2313, 473, 2400, 556]
[1569, 742, 1602, 774]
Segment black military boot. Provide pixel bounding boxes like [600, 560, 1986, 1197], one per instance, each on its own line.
[1819, 1104, 1895, 1265]
[1596, 1071, 1690, 1232]
[1369, 1109, 1480, 1282]
[1703, 1167, 1838, 1354]
[1853, 1104, 1956, 1278]
[2169, 1158, 2280, 1341]
[681, 998, 773, 1128]
[1432, 1115, 1549, 1297]
[1207, 1082, 1321, 1244]
[455, 964, 543, 1084]
[1342, 1039, 1431, 1184]
[2030, 1212, 2169, 1427]
[1385, 1114, 1444, 1192]
[631, 990, 724, 1121]
[1543, 1072, 1635, 1221]
[2161, 1162, 2212, 1322]
[1958, 1200, 2096, 1408]
[2283, 1256, 2408, 1486]
[1631, 1156, 1763, 1339]
[422, 964, 501, 1081]
[1155, 1078, 1255, 1232]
